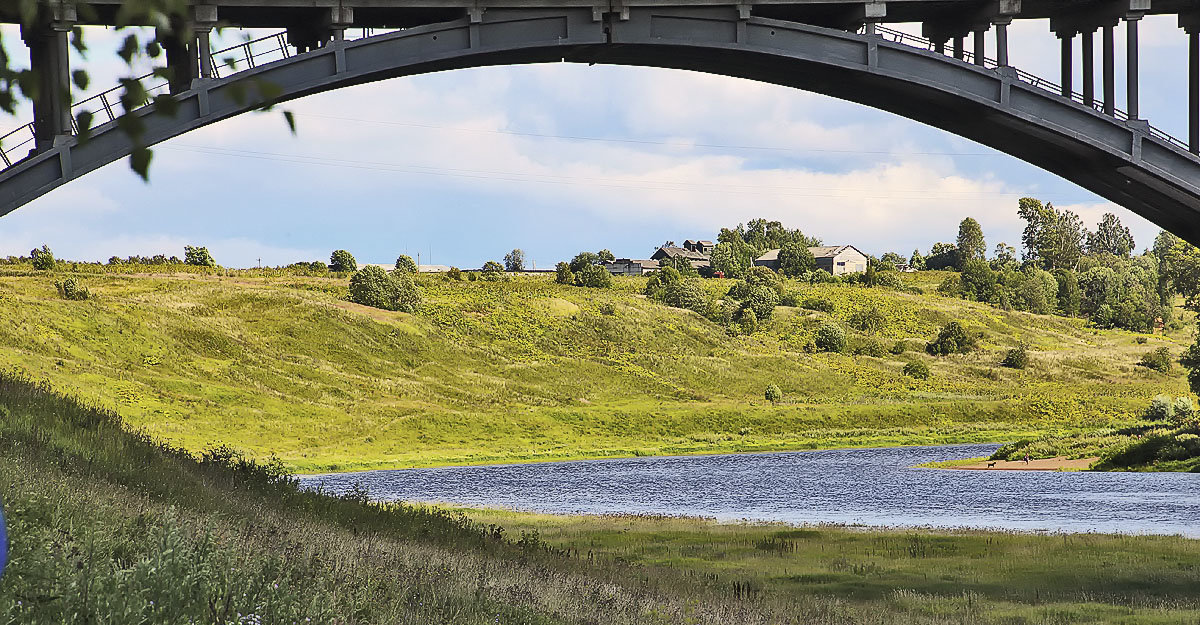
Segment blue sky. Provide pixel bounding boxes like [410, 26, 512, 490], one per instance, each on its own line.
[0, 16, 1188, 268]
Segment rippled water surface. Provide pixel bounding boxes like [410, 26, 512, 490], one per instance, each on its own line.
[299, 444, 1200, 536]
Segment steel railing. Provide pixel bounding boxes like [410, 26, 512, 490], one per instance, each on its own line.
[0, 22, 1190, 168]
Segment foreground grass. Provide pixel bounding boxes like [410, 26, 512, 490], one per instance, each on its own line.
[463, 508, 1200, 624]
[0, 266, 1188, 472]
[5, 374, 1200, 624]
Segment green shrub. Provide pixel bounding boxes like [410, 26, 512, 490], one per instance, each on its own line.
[1146, 395, 1174, 421]
[577, 264, 613, 288]
[30, 244, 54, 271]
[598, 302, 617, 316]
[764, 383, 782, 403]
[1174, 397, 1196, 424]
[903, 360, 931, 380]
[926, 321, 978, 356]
[890, 341, 908, 355]
[394, 254, 417, 274]
[852, 337, 887, 358]
[555, 262, 574, 285]
[1136, 336, 1148, 344]
[743, 285, 778, 321]
[348, 266, 421, 312]
[814, 321, 847, 353]
[936, 273, 962, 297]
[54, 277, 90, 300]
[848, 305, 886, 335]
[329, 249, 357, 273]
[779, 291, 801, 307]
[1001, 344, 1029, 369]
[1138, 347, 1173, 373]
[466, 271, 478, 281]
[480, 260, 505, 281]
[445, 266, 463, 281]
[800, 297, 835, 313]
[183, 245, 216, 267]
[737, 308, 759, 335]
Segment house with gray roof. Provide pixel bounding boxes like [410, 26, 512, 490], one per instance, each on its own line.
[651, 245, 711, 270]
[754, 245, 868, 276]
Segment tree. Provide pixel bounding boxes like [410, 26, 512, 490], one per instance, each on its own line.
[503, 249, 525, 273]
[30, 245, 54, 271]
[742, 285, 779, 320]
[926, 321, 978, 356]
[709, 239, 754, 279]
[576, 264, 613, 288]
[568, 252, 600, 273]
[1052, 269, 1081, 317]
[348, 266, 421, 312]
[956, 217, 987, 265]
[960, 259, 997, 302]
[764, 384, 783, 402]
[1087, 213, 1135, 257]
[777, 242, 816, 277]
[394, 254, 417, 274]
[925, 242, 959, 271]
[1017, 198, 1085, 270]
[1180, 325, 1200, 396]
[597, 249, 615, 262]
[329, 250, 357, 273]
[992, 243, 1018, 271]
[480, 260, 505, 281]
[1154, 231, 1200, 311]
[814, 322, 847, 353]
[184, 246, 215, 267]
[555, 262, 574, 285]
[909, 249, 926, 271]
[879, 252, 906, 271]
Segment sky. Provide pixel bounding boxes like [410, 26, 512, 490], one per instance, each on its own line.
[0, 15, 1190, 269]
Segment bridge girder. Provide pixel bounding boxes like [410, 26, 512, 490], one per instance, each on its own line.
[1, 6, 1199, 243]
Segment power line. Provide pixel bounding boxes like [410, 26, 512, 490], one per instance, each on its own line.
[163, 142, 1071, 201]
[292, 112, 1002, 157]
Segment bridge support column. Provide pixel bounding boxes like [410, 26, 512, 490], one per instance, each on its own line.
[1103, 24, 1116, 115]
[1126, 15, 1140, 119]
[952, 36, 964, 60]
[1081, 29, 1095, 107]
[194, 5, 217, 80]
[972, 28, 986, 66]
[993, 18, 1010, 67]
[159, 14, 199, 94]
[1060, 33, 1073, 97]
[20, 5, 75, 153]
[1192, 30, 1199, 153]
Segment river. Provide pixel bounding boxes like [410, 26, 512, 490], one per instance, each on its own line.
[298, 443, 1200, 536]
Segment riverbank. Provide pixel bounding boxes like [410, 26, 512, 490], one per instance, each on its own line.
[5, 376, 1200, 625]
[922, 455, 1099, 471]
[0, 267, 1188, 472]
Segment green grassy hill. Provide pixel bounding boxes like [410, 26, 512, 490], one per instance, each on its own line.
[0, 266, 1188, 471]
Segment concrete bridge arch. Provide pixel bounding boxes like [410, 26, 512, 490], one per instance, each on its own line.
[1, 6, 1198, 243]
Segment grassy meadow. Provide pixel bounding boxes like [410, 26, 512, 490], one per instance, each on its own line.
[0, 264, 1190, 472]
[4, 372, 1200, 624]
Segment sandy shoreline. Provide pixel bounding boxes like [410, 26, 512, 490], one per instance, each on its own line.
[946, 456, 1100, 471]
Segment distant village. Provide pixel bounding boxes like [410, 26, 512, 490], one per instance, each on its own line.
[604, 239, 875, 277]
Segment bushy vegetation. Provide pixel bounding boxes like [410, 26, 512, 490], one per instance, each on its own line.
[394, 254, 417, 274]
[814, 321, 846, 353]
[30, 244, 54, 271]
[764, 383, 782, 403]
[926, 322, 978, 356]
[902, 360, 930, 380]
[503, 248, 525, 272]
[348, 265, 421, 312]
[329, 249, 356, 273]
[1137, 347, 1174, 373]
[54, 277, 90, 301]
[1001, 344, 1029, 370]
[555, 252, 614, 288]
[183, 245, 215, 267]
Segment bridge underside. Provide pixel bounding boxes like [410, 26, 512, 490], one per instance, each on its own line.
[1, 7, 1199, 244]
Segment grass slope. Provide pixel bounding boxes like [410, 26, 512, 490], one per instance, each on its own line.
[0, 266, 1188, 471]
[4, 374, 1200, 624]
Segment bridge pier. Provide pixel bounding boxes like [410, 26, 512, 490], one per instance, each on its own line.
[993, 17, 1010, 66]
[1181, 12, 1200, 153]
[1126, 14, 1140, 119]
[20, 4, 74, 153]
[972, 28, 985, 66]
[195, 5, 218, 80]
[1081, 29, 1094, 107]
[1103, 24, 1115, 115]
[1059, 33, 1073, 97]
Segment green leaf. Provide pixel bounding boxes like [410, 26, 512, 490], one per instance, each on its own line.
[130, 147, 153, 181]
[71, 70, 89, 91]
[283, 111, 297, 135]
